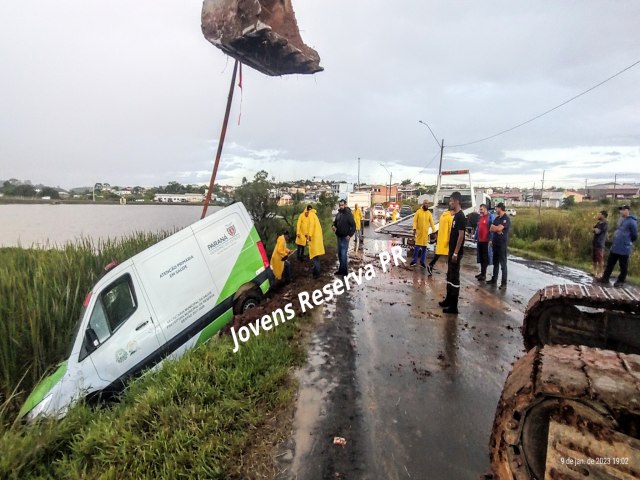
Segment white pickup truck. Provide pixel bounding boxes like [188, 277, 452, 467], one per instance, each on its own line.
[376, 170, 492, 242]
[19, 202, 273, 421]
[347, 191, 372, 226]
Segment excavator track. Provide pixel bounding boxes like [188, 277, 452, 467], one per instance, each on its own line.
[522, 284, 640, 354]
[490, 344, 640, 480]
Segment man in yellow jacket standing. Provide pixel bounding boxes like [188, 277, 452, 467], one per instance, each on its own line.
[307, 208, 325, 278]
[427, 207, 453, 276]
[353, 204, 363, 242]
[270, 231, 293, 282]
[411, 200, 436, 268]
[295, 205, 313, 261]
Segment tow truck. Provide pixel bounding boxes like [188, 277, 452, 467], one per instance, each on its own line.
[376, 170, 491, 246]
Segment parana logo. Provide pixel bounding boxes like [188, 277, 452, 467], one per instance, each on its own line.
[207, 234, 229, 251]
[227, 224, 237, 236]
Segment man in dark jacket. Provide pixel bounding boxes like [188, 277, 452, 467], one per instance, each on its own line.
[591, 210, 608, 278]
[487, 203, 510, 289]
[332, 199, 356, 275]
[599, 205, 638, 287]
[438, 191, 466, 314]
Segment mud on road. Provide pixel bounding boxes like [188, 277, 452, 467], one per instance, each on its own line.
[249, 225, 599, 479]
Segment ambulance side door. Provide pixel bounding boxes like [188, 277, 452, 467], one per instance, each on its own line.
[80, 271, 164, 385]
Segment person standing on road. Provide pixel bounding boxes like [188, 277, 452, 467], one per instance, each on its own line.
[391, 206, 398, 223]
[270, 231, 293, 282]
[474, 204, 495, 281]
[411, 199, 436, 268]
[598, 205, 637, 287]
[591, 210, 609, 278]
[487, 203, 510, 289]
[332, 200, 356, 276]
[353, 203, 363, 245]
[295, 205, 313, 261]
[307, 207, 325, 279]
[427, 206, 453, 276]
[439, 192, 466, 314]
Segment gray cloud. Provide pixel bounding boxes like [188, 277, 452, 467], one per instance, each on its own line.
[1, 1, 639, 189]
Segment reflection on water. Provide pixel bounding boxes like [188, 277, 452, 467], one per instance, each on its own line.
[0, 204, 221, 248]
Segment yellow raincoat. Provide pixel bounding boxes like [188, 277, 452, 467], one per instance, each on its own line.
[295, 210, 311, 247]
[391, 208, 398, 222]
[353, 207, 362, 231]
[270, 234, 292, 280]
[412, 208, 436, 246]
[435, 210, 453, 255]
[307, 210, 325, 259]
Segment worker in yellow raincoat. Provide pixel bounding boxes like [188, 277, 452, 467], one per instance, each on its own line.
[411, 199, 436, 268]
[427, 207, 453, 276]
[391, 206, 398, 223]
[295, 205, 313, 261]
[270, 231, 293, 282]
[353, 204, 363, 241]
[307, 208, 325, 278]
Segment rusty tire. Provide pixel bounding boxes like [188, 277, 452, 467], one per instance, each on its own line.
[490, 345, 640, 479]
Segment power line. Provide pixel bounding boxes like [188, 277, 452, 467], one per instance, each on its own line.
[448, 59, 640, 148]
[418, 120, 442, 149]
[417, 152, 441, 175]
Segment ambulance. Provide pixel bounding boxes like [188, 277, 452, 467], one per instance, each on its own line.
[19, 202, 272, 420]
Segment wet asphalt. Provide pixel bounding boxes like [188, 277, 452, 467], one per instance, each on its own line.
[282, 221, 596, 480]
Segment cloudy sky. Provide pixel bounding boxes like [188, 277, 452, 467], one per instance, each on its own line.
[1, 1, 639, 190]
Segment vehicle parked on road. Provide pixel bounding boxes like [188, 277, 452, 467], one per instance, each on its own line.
[399, 205, 413, 218]
[506, 208, 517, 216]
[19, 202, 272, 421]
[347, 191, 372, 226]
[372, 204, 385, 218]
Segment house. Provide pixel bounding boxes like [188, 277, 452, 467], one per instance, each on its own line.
[563, 191, 584, 203]
[396, 184, 419, 202]
[277, 194, 292, 206]
[579, 183, 640, 201]
[541, 191, 565, 208]
[370, 184, 398, 204]
[185, 193, 205, 203]
[331, 182, 350, 201]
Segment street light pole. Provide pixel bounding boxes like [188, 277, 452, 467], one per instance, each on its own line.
[380, 163, 391, 203]
[418, 120, 444, 191]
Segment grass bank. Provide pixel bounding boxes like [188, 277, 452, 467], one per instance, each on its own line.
[509, 204, 639, 284]
[0, 323, 305, 479]
[0, 227, 323, 478]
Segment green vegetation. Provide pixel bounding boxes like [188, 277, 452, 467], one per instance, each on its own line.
[0, 229, 310, 478]
[0, 233, 169, 418]
[509, 204, 639, 283]
[0, 324, 304, 478]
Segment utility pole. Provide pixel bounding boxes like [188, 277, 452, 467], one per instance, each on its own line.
[538, 170, 545, 216]
[357, 157, 361, 190]
[436, 139, 444, 192]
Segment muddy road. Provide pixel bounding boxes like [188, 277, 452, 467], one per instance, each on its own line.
[277, 222, 595, 480]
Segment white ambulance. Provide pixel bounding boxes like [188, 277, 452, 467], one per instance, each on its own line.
[19, 202, 273, 420]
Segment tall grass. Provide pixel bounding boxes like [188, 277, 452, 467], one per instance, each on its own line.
[510, 206, 639, 281]
[0, 322, 306, 478]
[0, 233, 168, 418]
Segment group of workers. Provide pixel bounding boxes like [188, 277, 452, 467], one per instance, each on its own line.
[270, 197, 637, 311]
[270, 199, 357, 284]
[409, 196, 513, 314]
[594, 205, 638, 288]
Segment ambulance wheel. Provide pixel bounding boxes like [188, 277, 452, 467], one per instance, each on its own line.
[234, 291, 261, 314]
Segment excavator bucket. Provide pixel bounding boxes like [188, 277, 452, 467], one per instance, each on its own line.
[201, 0, 323, 76]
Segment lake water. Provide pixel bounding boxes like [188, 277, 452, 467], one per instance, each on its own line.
[0, 204, 222, 248]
